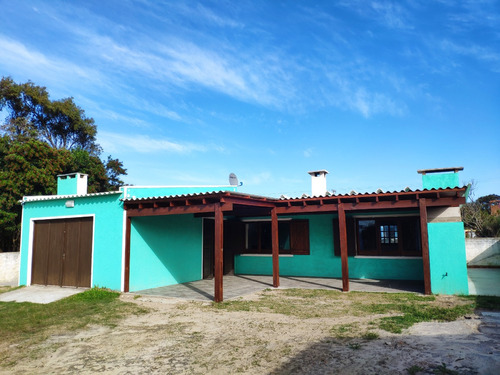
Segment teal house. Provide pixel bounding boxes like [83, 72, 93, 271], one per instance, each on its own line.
[18, 168, 468, 301]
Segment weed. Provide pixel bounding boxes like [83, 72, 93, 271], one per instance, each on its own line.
[407, 364, 424, 374]
[348, 342, 361, 350]
[362, 331, 379, 340]
[434, 362, 458, 374]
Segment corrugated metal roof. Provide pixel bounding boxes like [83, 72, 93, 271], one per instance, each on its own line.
[21, 191, 122, 203]
[122, 185, 467, 203]
[279, 186, 466, 200]
[122, 190, 274, 202]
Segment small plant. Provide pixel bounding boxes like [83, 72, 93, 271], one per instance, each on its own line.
[348, 342, 361, 350]
[407, 365, 424, 375]
[434, 363, 458, 375]
[362, 332, 379, 340]
[133, 294, 142, 300]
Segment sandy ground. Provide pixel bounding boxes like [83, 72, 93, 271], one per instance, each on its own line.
[2, 293, 499, 375]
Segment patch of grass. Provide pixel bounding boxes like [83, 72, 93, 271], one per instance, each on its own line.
[362, 331, 379, 340]
[461, 295, 500, 310]
[0, 287, 147, 361]
[407, 365, 424, 374]
[209, 289, 487, 335]
[433, 362, 458, 374]
[330, 323, 359, 339]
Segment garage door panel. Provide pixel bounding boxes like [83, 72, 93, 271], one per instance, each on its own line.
[32, 221, 51, 285]
[61, 220, 80, 287]
[32, 217, 93, 288]
[46, 220, 65, 286]
[77, 218, 93, 287]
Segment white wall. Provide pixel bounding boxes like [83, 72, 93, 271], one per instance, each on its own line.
[0, 252, 20, 286]
[466, 238, 500, 267]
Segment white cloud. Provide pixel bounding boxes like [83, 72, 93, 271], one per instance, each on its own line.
[98, 131, 208, 154]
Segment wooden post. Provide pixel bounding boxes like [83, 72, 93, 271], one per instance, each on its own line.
[214, 203, 224, 302]
[338, 203, 349, 292]
[419, 198, 432, 295]
[271, 207, 280, 288]
[124, 215, 131, 293]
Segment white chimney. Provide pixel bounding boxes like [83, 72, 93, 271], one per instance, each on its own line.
[308, 170, 328, 197]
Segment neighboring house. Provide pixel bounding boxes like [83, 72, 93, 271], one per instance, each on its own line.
[18, 168, 468, 301]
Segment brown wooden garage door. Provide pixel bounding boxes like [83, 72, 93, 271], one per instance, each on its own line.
[31, 217, 93, 287]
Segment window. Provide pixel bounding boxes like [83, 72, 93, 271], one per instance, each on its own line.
[243, 219, 309, 255]
[356, 217, 421, 257]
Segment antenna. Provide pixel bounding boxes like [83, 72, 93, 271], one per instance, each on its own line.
[229, 173, 239, 186]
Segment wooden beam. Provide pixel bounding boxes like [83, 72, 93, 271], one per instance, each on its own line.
[338, 203, 349, 292]
[419, 198, 432, 295]
[214, 203, 224, 302]
[271, 207, 280, 288]
[124, 215, 131, 293]
[126, 203, 233, 217]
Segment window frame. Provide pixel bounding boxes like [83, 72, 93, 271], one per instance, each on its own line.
[242, 219, 310, 255]
[355, 216, 421, 257]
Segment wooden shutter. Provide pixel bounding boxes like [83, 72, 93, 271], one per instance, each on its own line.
[290, 219, 310, 255]
[333, 217, 357, 257]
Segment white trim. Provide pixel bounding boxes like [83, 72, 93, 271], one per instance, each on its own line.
[354, 256, 422, 259]
[120, 209, 127, 292]
[18, 204, 25, 286]
[124, 184, 235, 189]
[27, 214, 96, 287]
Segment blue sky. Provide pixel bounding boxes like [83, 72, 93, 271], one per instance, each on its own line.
[1, 0, 498, 198]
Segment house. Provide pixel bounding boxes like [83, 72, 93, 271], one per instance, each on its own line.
[18, 168, 468, 301]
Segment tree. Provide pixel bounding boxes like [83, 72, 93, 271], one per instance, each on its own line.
[0, 77, 127, 251]
[0, 136, 71, 251]
[461, 190, 500, 237]
[0, 77, 100, 154]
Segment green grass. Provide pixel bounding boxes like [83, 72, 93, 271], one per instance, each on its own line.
[0, 287, 147, 344]
[209, 289, 500, 335]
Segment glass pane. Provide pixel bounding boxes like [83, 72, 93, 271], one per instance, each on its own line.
[246, 223, 259, 250]
[278, 222, 290, 250]
[359, 220, 377, 251]
[261, 222, 272, 250]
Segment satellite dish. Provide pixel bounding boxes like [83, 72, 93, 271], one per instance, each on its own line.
[229, 173, 239, 186]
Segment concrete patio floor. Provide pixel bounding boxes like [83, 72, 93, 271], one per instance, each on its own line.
[133, 275, 425, 301]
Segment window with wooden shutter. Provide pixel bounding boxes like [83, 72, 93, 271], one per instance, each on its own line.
[242, 219, 310, 255]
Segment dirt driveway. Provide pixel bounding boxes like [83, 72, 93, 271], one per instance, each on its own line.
[3, 290, 500, 375]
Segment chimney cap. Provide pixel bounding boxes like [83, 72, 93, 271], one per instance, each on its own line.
[417, 167, 463, 175]
[308, 170, 329, 176]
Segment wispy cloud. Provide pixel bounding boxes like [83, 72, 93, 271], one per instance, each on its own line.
[98, 131, 209, 154]
[440, 39, 500, 71]
[0, 35, 105, 91]
[337, 0, 412, 29]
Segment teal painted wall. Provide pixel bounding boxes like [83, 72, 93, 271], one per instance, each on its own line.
[422, 173, 459, 190]
[234, 214, 424, 281]
[123, 185, 238, 199]
[129, 214, 203, 292]
[19, 194, 124, 290]
[57, 174, 81, 195]
[428, 222, 469, 295]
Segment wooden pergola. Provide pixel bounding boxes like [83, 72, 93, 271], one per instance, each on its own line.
[123, 187, 467, 301]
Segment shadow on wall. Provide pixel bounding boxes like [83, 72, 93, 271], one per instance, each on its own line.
[467, 238, 500, 267]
